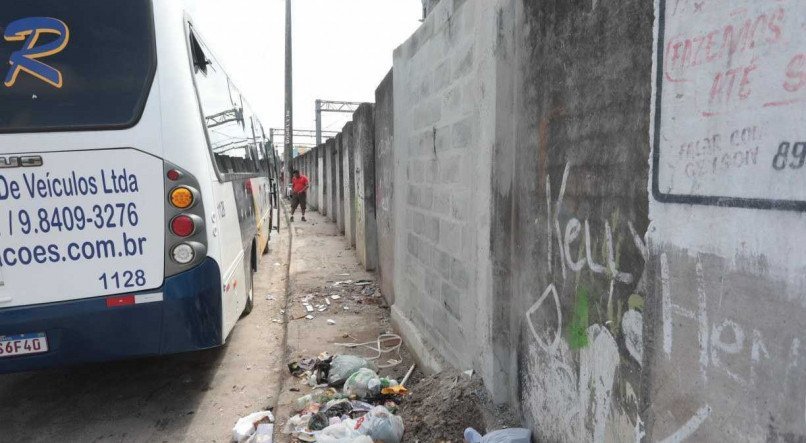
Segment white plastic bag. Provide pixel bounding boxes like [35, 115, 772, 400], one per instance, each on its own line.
[357, 406, 404, 443]
[232, 411, 274, 443]
[328, 355, 373, 386]
[464, 427, 532, 443]
[315, 419, 364, 443]
[343, 368, 380, 399]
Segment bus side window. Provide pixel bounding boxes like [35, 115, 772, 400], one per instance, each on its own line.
[190, 34, 208, 75]
[191, 27, 266, 180]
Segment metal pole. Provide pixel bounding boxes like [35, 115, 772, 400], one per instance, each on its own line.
[284, 0, 293, 178]
[315, 99, 322, 147]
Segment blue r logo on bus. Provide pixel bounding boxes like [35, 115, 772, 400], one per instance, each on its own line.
[4, 17, 70, 89]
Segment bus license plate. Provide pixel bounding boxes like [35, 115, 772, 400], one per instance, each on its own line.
[0, 333, 48, 358]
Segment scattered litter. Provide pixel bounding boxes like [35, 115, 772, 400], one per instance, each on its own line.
[272, 318, 283, 324]
[304, 304, 314, 313]
[331, 295, 342, 300]
[333, 280, 353, 287]
[359, 406, 405, 443]
[354, 280, 373, 286]
[327, 355, 374, 387]
[344, 306, 350, 310]
[401, 364, 416, 387]
[318, 307, 327, 312]
[309, 412, 330, 431]
[248, 423, 273, 443]
[333, 334, 403, 369]
[327, 319, 336, 325]
[265, 294, 276, 301]
[288, 362, 303, 377]
[325, 298, 331, 306]
[232, 410, 274, 443]
[381, 385, 409, 396]
[305, 315, 315, 320]
[338, 273, 351, 276]
[464, 369, 475, 378]
[464, 428, 532, 443]
[344, 368, 381, 398]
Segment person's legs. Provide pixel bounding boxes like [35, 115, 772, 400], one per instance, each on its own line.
[290, 194, 299, 221]
[301, 193, 307, 221]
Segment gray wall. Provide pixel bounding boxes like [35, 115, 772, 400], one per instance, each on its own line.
[336, 134, 345, 233]
[287, 0, 806, 439]
[391, 0, 492, 382]
[375, 71, 396, 304]
[354, 104, 379, 271]
[343, 122, 357, 247]
[328, 138, 338, 223]
[317, 145, 327, 217]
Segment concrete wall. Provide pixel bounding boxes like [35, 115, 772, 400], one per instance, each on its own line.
[309, 150, 318, 210]
[391, 0, 493, 380]
[288, 1, 806, 440]
[343, 122, 357, 247]
[317, 145, 327, 217]
[646, 1, 806, 440]
[328, 138, 338, 223]
[354, 104, 379, 271]
[375, 71, 396, 304]
[336, 134, 346, 234]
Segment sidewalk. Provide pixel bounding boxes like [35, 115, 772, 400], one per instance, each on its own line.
[269, 208, 515, 443]
[273, 208, 419, 442]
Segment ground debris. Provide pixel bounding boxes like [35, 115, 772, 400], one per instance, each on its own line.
[398, 371, 486, 443]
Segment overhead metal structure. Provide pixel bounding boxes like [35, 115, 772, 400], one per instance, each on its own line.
[315, 100, 363, 146]
[205, 108, 241, 128]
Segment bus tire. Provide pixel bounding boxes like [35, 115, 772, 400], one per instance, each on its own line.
[242, 269, 254, 316]
[242, 245, 255, 317]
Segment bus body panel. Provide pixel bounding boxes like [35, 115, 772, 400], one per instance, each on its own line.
[0, 257, 222, 373]
[0, 1, 275, 372]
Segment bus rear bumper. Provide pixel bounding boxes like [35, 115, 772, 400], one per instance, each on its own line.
[0, 258, 222, 374]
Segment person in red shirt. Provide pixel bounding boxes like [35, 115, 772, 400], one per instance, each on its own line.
[290, 169, 310, 222]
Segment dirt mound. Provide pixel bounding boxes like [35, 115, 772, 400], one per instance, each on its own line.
[399, 371, 486, 442]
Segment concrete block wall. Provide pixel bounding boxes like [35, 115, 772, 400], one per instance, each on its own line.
[328, 138, 339, 224]
[375, 71, 396, 304]
[287, 109, 379, 274]
[342, 122, 357, 247]
[284, 2, 806, 440]
[353, 104, 379, 272]
[335, 134, 345, 234]
[308, 150, 318, 210]
[391, 0, 492, 377]
[317, 145, 326, 217]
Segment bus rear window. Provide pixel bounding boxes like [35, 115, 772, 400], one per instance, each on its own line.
[0, 0, 156, 133]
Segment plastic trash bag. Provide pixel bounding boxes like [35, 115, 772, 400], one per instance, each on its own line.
[343, 368, 381, 399]
[464, 427, 532, 443]
[232, 411, 274, 443]
[282, 414, 312, 435]
[246, 424, 273, 443]
[328, 355, 374, 386]
[358, 406, 404, 443]
[315, 419, 365, 443]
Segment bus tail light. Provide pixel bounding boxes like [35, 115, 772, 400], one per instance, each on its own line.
[164, 161, 207, 276]
[170, 214, 199, 237]
[169, 186, 196, 209]
[172, 243, 197, 264]
[166, 169, 182, 181]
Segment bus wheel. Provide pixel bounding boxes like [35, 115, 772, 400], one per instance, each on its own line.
[242, 261, 254, 317]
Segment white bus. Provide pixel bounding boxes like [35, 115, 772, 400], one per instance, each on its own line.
[0, 0, 280, 372]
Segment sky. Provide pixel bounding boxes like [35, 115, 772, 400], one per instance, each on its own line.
[186, 0, 423, 150]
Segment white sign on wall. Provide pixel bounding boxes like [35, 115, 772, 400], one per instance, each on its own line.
[653, 0, 806, 210]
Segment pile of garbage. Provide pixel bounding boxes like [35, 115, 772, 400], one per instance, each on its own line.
[283, 353, 413, 443]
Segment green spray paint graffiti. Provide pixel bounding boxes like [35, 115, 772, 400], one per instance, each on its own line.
[568, 286, 590, 349]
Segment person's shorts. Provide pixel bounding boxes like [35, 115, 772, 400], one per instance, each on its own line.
[291, 192, 307, 211]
